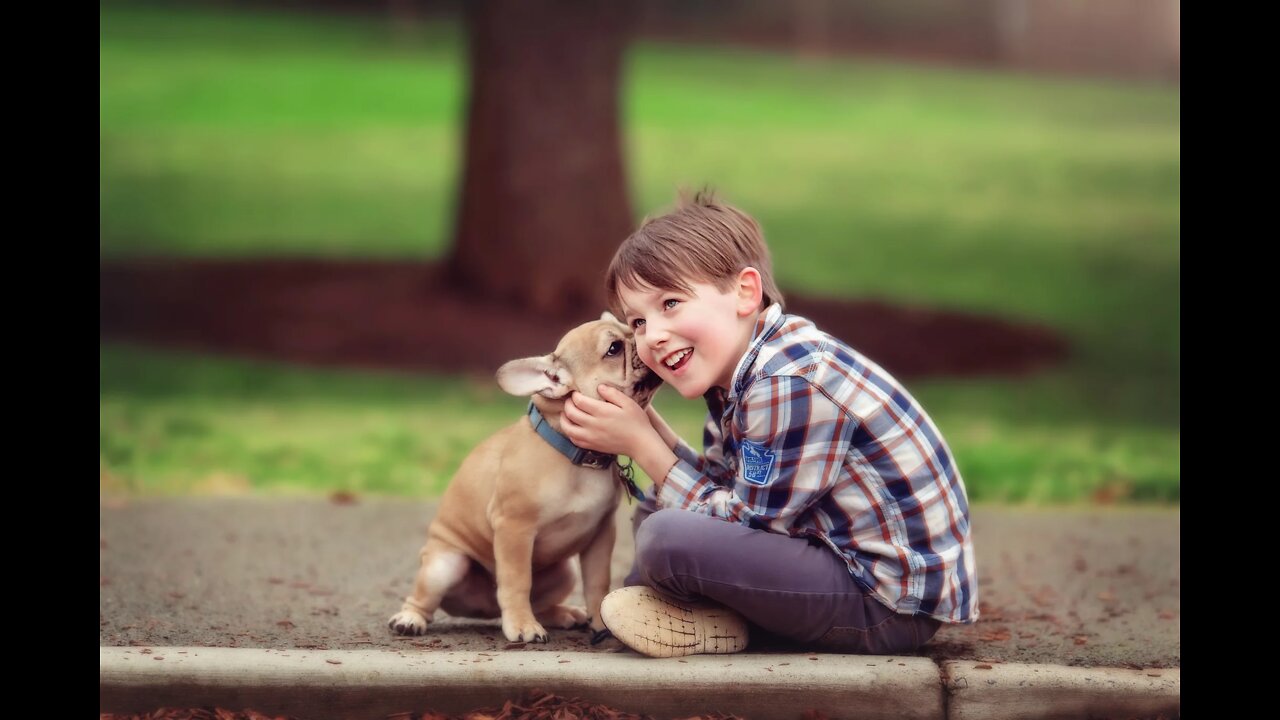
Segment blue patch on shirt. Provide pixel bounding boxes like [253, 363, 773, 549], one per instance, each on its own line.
[740, 440, 776, 486]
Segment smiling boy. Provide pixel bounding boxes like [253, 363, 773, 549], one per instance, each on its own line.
[561, 190, 978, 658]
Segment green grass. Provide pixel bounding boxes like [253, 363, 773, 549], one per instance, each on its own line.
[97, 361, 1183, 504]
[100, 345, 518, 497]
[100, 345, 1179, 503]
[99, 2, 1179, 504]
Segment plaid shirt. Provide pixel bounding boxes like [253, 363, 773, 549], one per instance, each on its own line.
[660, 303, 979, 624]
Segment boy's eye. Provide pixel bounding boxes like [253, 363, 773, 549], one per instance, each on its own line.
[631, 318, 645, 330]
[664, 299, 680, 310]
[605, 341, 623, 358]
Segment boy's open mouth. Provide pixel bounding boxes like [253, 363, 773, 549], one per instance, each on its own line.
[663, 348, 693, 372]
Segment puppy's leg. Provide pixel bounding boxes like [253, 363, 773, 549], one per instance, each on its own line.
[576, 514, 617, 632]
[439, 562, 501, 619]
[492, 517, 548, 643]
[388, 540, 469, 636]
[531, 560, 589, 629]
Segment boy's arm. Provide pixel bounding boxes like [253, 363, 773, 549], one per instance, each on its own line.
[646, 403, 731, 470]
[659, 376, 853, 526]
[646, 403, 740, 495]
[645, 405, 681, 452]
[641, 404, 736, 497]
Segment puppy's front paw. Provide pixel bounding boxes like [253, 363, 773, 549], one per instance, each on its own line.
[388, 609, 430, 636]
[502, 615, 549, 643]
[537, 604, 590, 630]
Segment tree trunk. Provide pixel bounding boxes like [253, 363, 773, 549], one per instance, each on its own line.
[447, 0, 634, 315]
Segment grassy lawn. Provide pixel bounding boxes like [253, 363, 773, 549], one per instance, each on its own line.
[99, 2, 1179, 504]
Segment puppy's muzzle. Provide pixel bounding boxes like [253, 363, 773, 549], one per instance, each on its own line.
[632, 369, 663, 406]
[634, 370, 662, 394]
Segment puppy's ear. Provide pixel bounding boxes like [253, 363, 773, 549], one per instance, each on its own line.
[600, 311, 621, 324]
[496, 355, 573, 399]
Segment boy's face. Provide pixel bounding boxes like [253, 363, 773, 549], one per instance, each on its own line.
[617, 278, 753, 400]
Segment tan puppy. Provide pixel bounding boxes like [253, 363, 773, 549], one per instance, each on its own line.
[388, 312, 661, 643]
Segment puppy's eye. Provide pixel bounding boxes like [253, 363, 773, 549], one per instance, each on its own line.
[605, 341, 623, 358]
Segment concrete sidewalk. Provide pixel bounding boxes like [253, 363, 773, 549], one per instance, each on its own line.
[99, 498, 1180, 718]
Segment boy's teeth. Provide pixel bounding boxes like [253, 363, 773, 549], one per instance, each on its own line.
[664, 349, 690, 368]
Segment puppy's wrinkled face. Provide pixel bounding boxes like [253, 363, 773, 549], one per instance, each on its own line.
[496, 312, 663, 407]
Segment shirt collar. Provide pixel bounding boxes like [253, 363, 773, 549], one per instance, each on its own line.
[726, 302, 785, 402]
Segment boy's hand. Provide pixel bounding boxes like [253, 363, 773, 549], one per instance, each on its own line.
[563, 385, 681, 497]
[562, 385, 652, 457]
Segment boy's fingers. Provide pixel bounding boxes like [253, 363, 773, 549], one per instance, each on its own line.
[572, 392, 607, 413]
[562, 397, 585, 424]
[597, 385, 634, 408]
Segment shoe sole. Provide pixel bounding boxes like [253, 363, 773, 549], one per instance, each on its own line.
[599, 586, 749, 658]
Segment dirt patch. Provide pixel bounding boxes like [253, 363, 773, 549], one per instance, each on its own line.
[100, 259, 1068, 379]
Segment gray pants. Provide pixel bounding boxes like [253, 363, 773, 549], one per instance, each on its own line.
[625, 498, 942, 655]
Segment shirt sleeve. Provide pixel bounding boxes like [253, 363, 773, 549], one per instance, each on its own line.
[659, 375, 853, 526]
[665, 409, 734, 501]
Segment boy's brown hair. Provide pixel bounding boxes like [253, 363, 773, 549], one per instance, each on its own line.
[605, 189, 784, 317]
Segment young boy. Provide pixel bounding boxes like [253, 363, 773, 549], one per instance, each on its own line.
[561, 191, 978, 658]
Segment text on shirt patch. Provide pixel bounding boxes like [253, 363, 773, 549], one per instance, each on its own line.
[740, 440, 776, 485]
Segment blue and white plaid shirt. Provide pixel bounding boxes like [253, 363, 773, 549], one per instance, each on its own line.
[660, 303, 979, 624]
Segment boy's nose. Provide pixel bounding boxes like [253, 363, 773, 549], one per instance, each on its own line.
[645, 323, 670, 347]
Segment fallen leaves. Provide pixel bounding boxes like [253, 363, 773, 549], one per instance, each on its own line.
[1029, 587, 1057, 608]
[977, 627, 1012, 642]
[100, 689, 757, 720]
[101, 710, 296, 720]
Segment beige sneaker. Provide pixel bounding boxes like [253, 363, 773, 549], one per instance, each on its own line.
[599, 586, 749, 658]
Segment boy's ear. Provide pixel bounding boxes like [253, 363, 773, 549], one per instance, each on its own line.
[495, 355, 573, 398]
[735, 267, 764, 316]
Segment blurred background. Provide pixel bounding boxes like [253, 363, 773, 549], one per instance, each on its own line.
[99, 0, 1180, 505]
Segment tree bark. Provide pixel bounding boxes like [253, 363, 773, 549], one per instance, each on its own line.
[447, 0, 634, 315]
